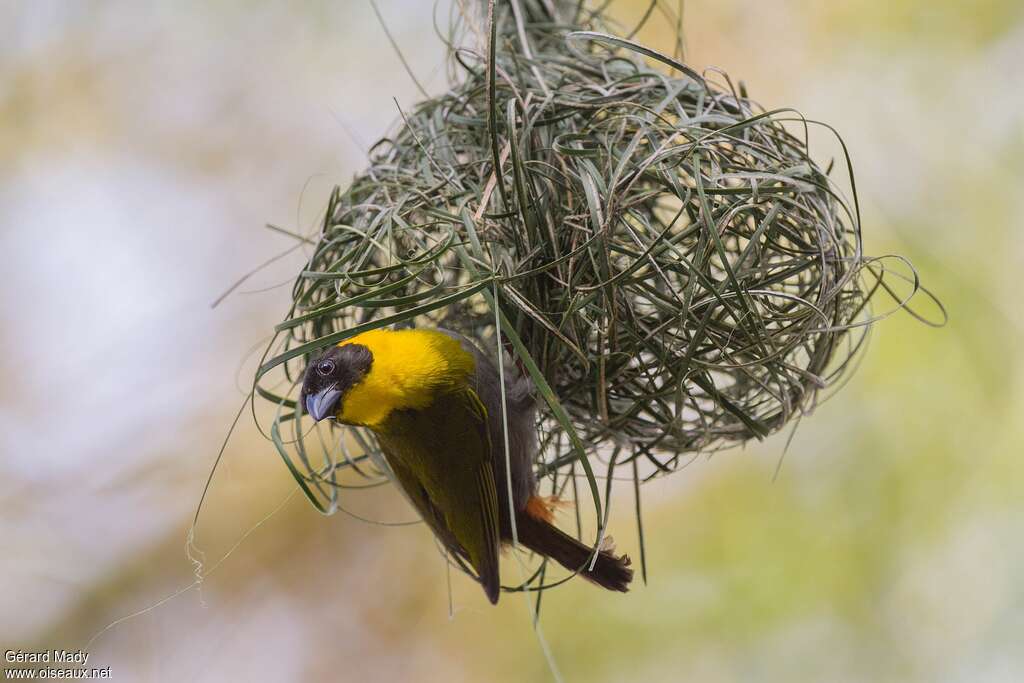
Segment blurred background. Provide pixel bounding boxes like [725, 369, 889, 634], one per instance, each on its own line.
[2, 1, 1022, 681]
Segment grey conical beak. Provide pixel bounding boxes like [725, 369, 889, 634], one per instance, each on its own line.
[305, 385, 342, 422]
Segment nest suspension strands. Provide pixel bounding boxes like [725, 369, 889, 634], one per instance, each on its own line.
[253, 0, 937, 590]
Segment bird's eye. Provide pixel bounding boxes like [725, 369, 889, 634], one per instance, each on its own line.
[317, 360, 335, 376]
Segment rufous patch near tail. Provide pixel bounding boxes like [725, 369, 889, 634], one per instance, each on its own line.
[524, 495, 567, 524]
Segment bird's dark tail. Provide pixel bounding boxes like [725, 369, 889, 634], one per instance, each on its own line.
[514, 496, 633, 592]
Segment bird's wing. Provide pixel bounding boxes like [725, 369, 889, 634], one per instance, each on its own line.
[440, 387, 502, 603]
[383, 453, 469, 561]
[376, 387, 502, 603]
[437, 328, 538, 512]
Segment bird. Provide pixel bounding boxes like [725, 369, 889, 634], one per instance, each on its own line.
[299, 327, 633, 604]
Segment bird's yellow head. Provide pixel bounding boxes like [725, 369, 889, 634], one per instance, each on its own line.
[299, 328, 475, 427]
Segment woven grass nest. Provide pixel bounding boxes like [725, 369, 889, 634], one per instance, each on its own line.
[253, 1, 938, 574]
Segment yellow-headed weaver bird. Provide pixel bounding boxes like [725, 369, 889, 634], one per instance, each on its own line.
[300, 327, 633, 603]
